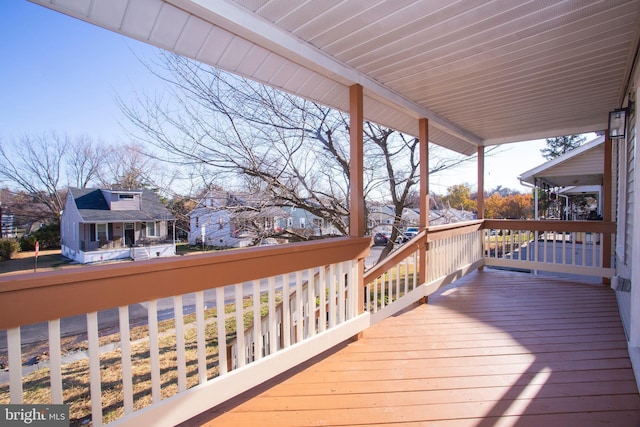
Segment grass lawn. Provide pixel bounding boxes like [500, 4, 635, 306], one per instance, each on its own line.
[0, 250, 78, 276]
[0, 244, 224, 277]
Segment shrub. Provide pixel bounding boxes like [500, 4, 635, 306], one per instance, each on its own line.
[0, 238, 20, 260]
[20, 235, 37, 251]
[25, 221, 61, 250]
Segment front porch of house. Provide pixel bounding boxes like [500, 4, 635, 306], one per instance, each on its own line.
[62, 221, 176, 263]
[0, 219, 629, 427]
[183, 269, 639, 426]
[4, 2, 639, 425]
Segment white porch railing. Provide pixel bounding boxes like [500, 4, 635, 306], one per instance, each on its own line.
[483, 219, 615, 278]
[363, 221, 484, 324]
[0, 219, 616, 426]
[226, 260, 358, 371]
[0, 237, 370, 427]
[362, 219, 614, 325]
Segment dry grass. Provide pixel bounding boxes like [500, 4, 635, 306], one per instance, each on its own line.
[0, 292, 281, 426]
[0, 250, 78, 276]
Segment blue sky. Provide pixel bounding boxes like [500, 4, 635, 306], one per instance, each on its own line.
[1, 1, 159, 144]
[1, 1, 565, 194]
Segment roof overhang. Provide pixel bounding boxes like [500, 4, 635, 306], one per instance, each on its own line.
[518, 135, 605, 188]
[29, 0, 640, 155]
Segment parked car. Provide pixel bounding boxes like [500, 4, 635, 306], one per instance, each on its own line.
[399, 226, 419, 243]
[373, 233, 389, 246]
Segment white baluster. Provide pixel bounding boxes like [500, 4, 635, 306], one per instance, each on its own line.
[118, 307, 133, 414]
[173, 295, 187, 392]
[235, 284, 245, 367]
[7, 327, 22, 403]
[195, 291, 207, 384]
[216, 287, 227, 375]
[147, 300, 161, 402]
[87, 311, 102, 426]
[48, 319, 63, 404]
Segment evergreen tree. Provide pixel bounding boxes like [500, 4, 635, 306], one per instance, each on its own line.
[540, 135, 585, 160]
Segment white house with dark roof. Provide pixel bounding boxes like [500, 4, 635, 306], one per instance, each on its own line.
[60, 188, 176, 263]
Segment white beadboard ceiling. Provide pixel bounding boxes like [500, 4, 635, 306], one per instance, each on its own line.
[31, 0, 640, 155]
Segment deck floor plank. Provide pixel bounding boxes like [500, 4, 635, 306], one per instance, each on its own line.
[182, 269, 640, 426]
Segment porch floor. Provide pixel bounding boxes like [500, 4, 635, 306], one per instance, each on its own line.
[182, 269, 640, 426]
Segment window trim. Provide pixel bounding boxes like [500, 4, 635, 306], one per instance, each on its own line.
[146, 221, 158, 237]
[96, 223, 108, 241]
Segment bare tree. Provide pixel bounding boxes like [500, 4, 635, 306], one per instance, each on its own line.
[121, 52, 480, 254]
[100, 142, 160, 190]
[66, 135, 112, 188]
[0, 133, 68, 220]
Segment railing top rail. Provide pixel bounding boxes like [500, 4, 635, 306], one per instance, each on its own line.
[364, 231, 425, 282]
[0, 237, 370, 330]
[365, 221, 484, 283]
[483, 219, 616, 233]
[427, 220, 483, 241]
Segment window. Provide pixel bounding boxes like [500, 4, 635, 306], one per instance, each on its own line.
[299, 217, 306, 228]
[118, 194, 134, 199]
[96, 223, 108, 241]
[146, 221, 158, 237]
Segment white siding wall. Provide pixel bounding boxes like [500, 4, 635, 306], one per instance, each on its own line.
[102, 191, 142, 211]
[60, 193, 84, 256]
[548, 144, 604, 177]
[626, 74, 640, 354]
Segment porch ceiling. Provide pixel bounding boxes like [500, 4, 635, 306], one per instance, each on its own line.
[31, 0, 640, 155]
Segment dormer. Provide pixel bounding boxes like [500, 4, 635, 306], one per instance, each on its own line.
[101, 189, 143, 211]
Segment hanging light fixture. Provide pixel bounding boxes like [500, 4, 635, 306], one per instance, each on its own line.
[609, 98, 635, 139]
[608, 108, 627, 139]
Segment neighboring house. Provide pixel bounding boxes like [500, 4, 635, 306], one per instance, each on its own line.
[368, 204, 476, 235]
[430, 208, 477, 225]
[0, 212, 15, 238]
[276, 205, 341, 238]
[189, 192, 343, 247]
[188, 191, 278, 247]
[60, 188, 176, 263]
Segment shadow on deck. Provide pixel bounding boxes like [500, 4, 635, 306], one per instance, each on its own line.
[180, 269, 640, 426]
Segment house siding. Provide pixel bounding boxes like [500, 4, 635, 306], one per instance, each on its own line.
[61, 188, 175, 263]
[628, 86, 638, 346]
[625, 114, 635, 265]
[547, 144, 605, 178]
[60, 192, 84, 256]
[101, 190, 142, 211]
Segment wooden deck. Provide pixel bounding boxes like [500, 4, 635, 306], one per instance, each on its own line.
[181, 269, 640, 426]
